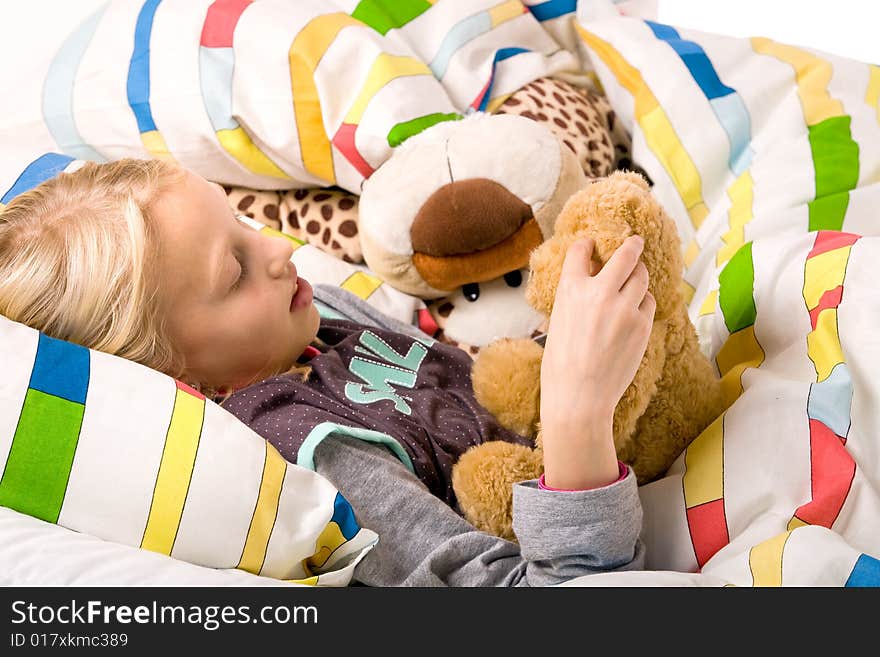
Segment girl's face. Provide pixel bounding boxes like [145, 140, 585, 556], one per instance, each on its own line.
[152, 168, 320, 391]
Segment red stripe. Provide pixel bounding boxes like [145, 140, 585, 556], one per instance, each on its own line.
[176, 380, 205, 400]
[807, 231, 860, 259]
[808, 285, 843, 330]
[416, 308, 439, 337]
[792, 419, 855, 528]
[200, 0, 252, 48]
[332, 123, 374, 178]
[686, 499, 729, 568]
[470, 79, 491, 110]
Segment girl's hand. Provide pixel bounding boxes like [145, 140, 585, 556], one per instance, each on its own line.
[539, 235, 656, 490]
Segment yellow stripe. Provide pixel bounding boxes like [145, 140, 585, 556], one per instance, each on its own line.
[787, 515, 809, 531]
[216, 127, 290, 179]
[340, 270, 383, 299]
[489, 0, 524, 27]
[486, 92, 513, 113]
[141, 130, 174, 161]
[867, 65, 880, 124]
[290, 13, 362, 184]
[683, 413, 724, 507]
[807, 309, 844, 382]
[641, 106, 708, 229]
[140, 387, 205, 555]
[236, 442, 287, 575]
[749, 530, 791, 586]
[684, 238, 699, 267]
[718, 170, 754, 268]
[716, 325, 765, 406]
[286, 575, 319, 585]
[752, 38, 844, 125]
[577, 26, 708, 231]
[302, 522, 347, 574]
[699, 289, 718, 317]
[803, 246, 850, 308]
[680, 280, 696, 306]
[344, 54, 431, 124]
[258, 225, 306, 250]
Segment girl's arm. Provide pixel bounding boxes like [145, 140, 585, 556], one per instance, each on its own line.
[313, 436, 644, 587]
[539, 236, 655, 490]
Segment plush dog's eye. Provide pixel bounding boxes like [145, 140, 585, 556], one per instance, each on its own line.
[462, 283, 480, 302]
[503, 271, 522, 288]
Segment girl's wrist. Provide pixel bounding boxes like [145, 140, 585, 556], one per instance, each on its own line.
[540, 413, 619, 490]
[540, 406, 614, 445]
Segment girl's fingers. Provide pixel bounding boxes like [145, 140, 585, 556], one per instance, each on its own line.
[620, 260, 649, 303]
[639, 291, 656, 318]
[560, 237, 596, 280]
[599, 235, 644, 289]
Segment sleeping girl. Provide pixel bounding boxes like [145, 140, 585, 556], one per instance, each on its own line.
[0, 158, 655, 586]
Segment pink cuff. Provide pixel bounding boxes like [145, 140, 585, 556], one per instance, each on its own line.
[299, 345, 321, 361]
[538, 461, 628, 492]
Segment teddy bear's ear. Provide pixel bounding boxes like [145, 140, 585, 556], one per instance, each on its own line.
[610, 169, 651, 191]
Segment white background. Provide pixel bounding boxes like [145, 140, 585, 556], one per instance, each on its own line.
[657, 0, 879, 64]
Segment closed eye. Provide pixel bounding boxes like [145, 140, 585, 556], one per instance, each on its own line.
[230, 255, 247, 291]
[230, 214, 250, 291]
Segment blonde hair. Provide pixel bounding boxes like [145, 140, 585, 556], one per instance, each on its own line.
[0, 158, 312, 398]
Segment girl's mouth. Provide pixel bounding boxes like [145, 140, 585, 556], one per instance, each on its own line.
[290, 276, 313, 312]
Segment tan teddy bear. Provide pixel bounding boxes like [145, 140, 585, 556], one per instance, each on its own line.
[451, 170, 727, 540]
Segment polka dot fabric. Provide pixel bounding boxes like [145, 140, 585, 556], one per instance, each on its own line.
[225, 186, 363, 264]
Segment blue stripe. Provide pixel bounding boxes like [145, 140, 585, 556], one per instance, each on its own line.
[845, 553, 880, 587]
[1, 153, 75, 204]
[645, 19, 754, 175]
[126, 0, 163, 133]
[41, 3, 109, 163]
[645, 20, 735, 100]
[199, 46, 239, 131]
[477, 47, 529, 112]
[807, 363, 853, 438]
[710, 93, 754, 174]
[331, 492, 360, 540]
[527, 0, 576, 22]
[429, 12, 491, 79]
[29, 333, 90, 405]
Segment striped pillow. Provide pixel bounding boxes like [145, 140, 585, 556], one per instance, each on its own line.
[0, 153, 379, 583]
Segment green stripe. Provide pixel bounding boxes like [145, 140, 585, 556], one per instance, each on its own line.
[808, 191, 851, 232]
[807, 116, 859, 231]
[387, 112, 461, 147]
[0, 389, 84, 523]
[352, 0, 432, 36]
[718, 241, 756, 334]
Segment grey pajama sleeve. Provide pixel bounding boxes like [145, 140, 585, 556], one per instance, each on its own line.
[312, 436, 645, 587]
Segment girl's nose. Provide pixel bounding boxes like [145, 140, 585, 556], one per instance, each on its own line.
[266, 236, 295, 279]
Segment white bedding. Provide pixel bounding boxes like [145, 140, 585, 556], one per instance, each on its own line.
[2, 0, 879, 587]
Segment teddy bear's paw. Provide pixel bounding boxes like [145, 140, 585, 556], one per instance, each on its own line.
[452, 442, 544, 541]
[471, 338, 543, 438]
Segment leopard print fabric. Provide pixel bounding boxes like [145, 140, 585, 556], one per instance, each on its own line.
[225, 186, 363, 263]
[225, 77, 637, 268]
[495, 76, 633, 178]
